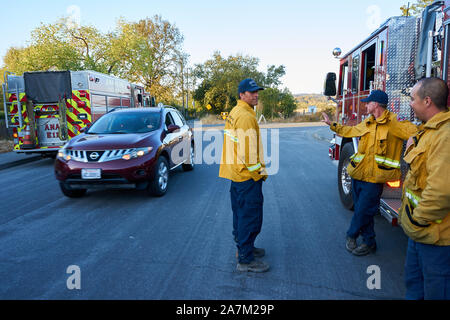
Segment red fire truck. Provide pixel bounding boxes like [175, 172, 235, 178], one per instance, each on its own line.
[324, 0, 450, 225]
[2, 70, 154, 156]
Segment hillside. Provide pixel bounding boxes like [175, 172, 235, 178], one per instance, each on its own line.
[294, 94, 335, 111]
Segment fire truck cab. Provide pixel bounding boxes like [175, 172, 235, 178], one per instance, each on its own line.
[2, 70, 155, 156]
[324, 0, 450, 225]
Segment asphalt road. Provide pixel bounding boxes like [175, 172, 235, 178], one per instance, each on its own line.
[0, 126, 409, 300]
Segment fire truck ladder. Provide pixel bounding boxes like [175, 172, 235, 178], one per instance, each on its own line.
[58, 96, 68, 141]
[2, 72, 24, 129]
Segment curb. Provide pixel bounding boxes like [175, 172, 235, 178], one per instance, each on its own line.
[0, 155, 43, 171]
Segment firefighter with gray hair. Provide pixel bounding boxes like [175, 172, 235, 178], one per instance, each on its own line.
[322, 90, 417, 256]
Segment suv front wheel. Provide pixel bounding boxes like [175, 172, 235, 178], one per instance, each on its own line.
[59, 182, 87, 198]
[147, 156, 169, 196]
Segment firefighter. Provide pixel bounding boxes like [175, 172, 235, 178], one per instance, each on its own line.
[399, 77, 450, 300]
[322, 90, 417, 256]
[219, 78, 269, 273]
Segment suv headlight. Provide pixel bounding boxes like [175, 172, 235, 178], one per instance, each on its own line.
[122, 147, 153, 160]
[57, 144, 71, 161]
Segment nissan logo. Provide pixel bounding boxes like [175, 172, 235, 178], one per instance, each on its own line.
[90, 152, 99, 160]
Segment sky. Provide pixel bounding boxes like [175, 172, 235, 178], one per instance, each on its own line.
[0, 0, 411, 94]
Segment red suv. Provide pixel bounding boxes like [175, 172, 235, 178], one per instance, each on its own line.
[54, 106, 194, 197]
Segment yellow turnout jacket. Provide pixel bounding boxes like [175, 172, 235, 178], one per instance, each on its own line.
[330, 109, 417, 183]
[219, 100, 267, 182]
[399, 110, 450, 246]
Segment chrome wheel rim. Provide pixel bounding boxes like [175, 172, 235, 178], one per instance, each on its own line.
[341, 161, 352, 195]
[158, 162, 168, 190]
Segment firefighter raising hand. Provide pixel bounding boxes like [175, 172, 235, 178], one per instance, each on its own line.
[321, 112, 331, 125]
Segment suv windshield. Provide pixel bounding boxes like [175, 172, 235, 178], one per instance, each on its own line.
[88, 111, 161, 134]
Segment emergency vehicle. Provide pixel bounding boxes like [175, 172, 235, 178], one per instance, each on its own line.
[324, 0, 450, 225]
[2, 70, 155, 156]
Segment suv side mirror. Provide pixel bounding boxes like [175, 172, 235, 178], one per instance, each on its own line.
[324, 72, 337, 97]
[167, 124, 180, 133]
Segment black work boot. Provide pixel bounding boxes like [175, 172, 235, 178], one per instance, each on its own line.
[236, 247, 266, 259]
[253, 247, 265, 258]
[346, 237, 357, 252]
[237, 259, 270, 273]
[352, 243, 377, 256]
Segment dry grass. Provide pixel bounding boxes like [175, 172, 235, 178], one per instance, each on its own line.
[0, 139, 13, 153]
[198, 112, 327, 125]
[197, 114, 227, 125]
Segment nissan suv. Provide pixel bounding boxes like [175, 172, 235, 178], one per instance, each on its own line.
[54, 106, 194, 197]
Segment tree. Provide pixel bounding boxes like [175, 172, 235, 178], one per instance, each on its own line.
[192, 52, 261, 113]
[278, 88, 297, 118]
[108, 16, 185, 103]
[259, 87, 280, 119]
[2, 18, 111, 75]
[401, 0, 434, 16]
[259, 87, 297, 119]
[192, 52, 287, 114]
[1, 15, 188, 105]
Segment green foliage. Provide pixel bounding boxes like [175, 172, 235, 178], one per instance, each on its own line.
[192, 52, 263, 112]
[192, 52, 291, 116]
[109, 16, 185, 103]
[279, 88, 297, 118]
[259, 87, 297, 119]
[260, 88, 280, 119]
[400, 0, 434, 16]
[1, 16, 187, 105]
[2, 19, 111, 74]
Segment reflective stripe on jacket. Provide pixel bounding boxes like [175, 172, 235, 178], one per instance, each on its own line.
[399, 110, 450, 246]
[330, 110, 417, 183]
[219, 100, 267, 182]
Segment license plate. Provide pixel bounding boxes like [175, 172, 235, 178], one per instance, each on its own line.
[81, 169, 101, 179]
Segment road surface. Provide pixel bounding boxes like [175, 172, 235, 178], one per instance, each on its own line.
[0, 126, 408, 299]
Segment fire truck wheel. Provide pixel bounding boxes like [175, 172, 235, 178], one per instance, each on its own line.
[59, 182, 87, 198]
[337, 143, 354, 210]
[147, 156, 169, 197]
[182, 143, 195, 171]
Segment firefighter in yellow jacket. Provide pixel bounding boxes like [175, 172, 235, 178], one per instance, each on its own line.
[399, 77, 450, 300]
[322, 90, 417, 256]
[219, 78, 269, 273]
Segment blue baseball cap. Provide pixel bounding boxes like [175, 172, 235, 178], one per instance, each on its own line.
[238, 78, 264, 95]
[361, 90, 388, 105]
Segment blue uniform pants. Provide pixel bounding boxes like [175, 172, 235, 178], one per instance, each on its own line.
[405, 238, 450, 300]
[230, 179, 264, 264]
[346, 179, 384, 247]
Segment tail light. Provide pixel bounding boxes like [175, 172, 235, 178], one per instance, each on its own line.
[387, 180, 401, 188]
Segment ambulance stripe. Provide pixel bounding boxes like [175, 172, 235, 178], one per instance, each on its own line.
[69, 105, 90, 125]
[72, 91, 92, 115]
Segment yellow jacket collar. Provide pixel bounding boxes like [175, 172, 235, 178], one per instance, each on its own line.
[237, 99, 256, 116]
[376, 109, 391, 124]
[367, 109, 390, 125]
[424, 110, 450, 129]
